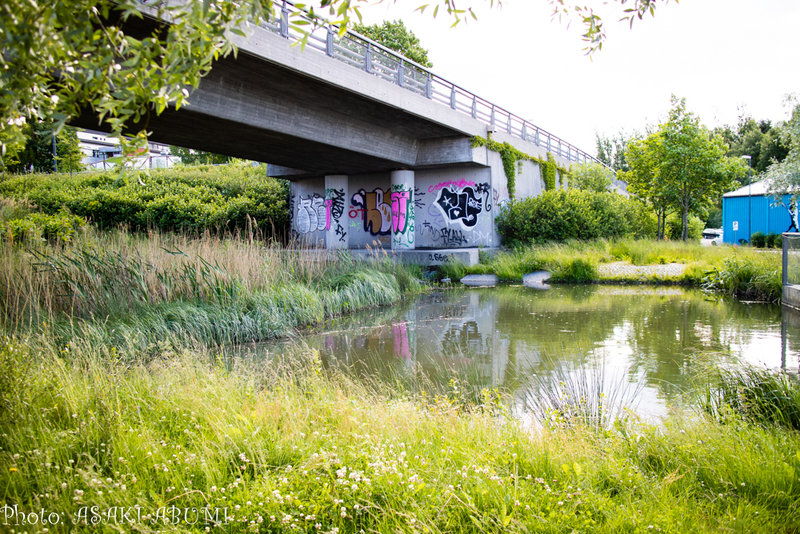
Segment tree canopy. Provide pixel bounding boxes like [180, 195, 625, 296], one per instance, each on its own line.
[168, 146, 234, 166]
[0, 0, 676, 168]
[595, 131, 631, 174]
[3, 123, 84, 175]
[623, 97, 744, 241]
[352, 20, 433, 67]
[715, 115, 791, 178]
[765, 97, 800, 206]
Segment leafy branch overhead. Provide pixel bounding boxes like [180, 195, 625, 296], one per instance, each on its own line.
[1, 0, 676, 165]
[550, 0, 676, 54]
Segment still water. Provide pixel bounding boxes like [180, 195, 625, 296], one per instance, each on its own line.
[246, 285, 800, 420]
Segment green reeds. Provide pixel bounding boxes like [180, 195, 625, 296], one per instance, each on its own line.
[521, 353, 646, 431]
[0, 227, 421, 352]
[700, 364, 800, 430]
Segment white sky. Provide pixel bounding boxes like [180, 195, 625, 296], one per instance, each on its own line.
[353, 0, 800, 155]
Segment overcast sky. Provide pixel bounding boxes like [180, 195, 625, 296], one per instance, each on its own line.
[352, 0, 800, 155]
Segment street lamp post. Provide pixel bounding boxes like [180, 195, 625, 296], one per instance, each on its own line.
[742, 155, 752, 243]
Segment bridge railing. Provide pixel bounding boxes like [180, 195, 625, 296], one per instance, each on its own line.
[260, 1, 600, 166]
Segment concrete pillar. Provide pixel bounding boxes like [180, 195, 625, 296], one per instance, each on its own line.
[390, 170, 415, 251]
[324, 175, 349, 249]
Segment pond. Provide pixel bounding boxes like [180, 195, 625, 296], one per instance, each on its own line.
[237, 285, 800, 422]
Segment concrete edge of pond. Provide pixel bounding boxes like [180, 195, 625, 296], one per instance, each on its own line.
[460, 274, 499, 287]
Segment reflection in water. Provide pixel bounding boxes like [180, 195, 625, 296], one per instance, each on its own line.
[246, 286, 798, 419]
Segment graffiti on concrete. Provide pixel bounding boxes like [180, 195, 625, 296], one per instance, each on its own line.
[435, 186, 480, 228]
[390, 185, 415, 249]
[325, 187, 347, 242]
[439, 228, 469, 247]
[472, 230, 493, 247]
[475, 183, 492, 212]
[350, 188, 391, 236]
[433, 181, 492, 229]
[390, 185, 413, 236]
[420, 221, 439, 240]
[414, 187, 426, 211]
[427, 253, 452, 263]
[428, 179, 476, 194]
[296, 194, 327, 234]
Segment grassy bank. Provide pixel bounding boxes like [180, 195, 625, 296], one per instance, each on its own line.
[1, 337, 799, 533]
[441, 239, 782, 302]
[0, 227, 423, 357]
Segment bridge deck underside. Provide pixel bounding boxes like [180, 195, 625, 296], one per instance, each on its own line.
[71, 14, 469, 176]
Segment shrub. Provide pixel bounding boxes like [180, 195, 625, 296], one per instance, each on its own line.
[766, 232, 779, 248]
[750, 231, 766, 248]
[550, 257, 598, 283]
[1, 210, 86, 244]
[496, 190, 655, 245]
[0, 164, 290, 239]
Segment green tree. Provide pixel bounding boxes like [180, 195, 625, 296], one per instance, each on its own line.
[568, 162, 614, 192]
[8, 122, 84, 174]
[716, 115, 791, 177]
[169, 146, 234, 166]
[659, 98, 743, 240]
[352, 20, 433, 67]
[595, 131, 631, 173]
[624, 133, 673, 239]
[624, 97, 744, 241]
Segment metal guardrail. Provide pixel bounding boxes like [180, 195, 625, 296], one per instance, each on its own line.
[260, 1, 601, 166]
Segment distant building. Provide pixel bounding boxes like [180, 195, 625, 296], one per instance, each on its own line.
[722, 181, 797, 244]
[76, 130, 178, 170]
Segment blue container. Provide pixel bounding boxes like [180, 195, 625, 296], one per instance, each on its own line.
[722, 182, 795, 244]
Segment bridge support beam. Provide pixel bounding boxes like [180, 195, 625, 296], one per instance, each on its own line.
[390, 170, 416, 251]
[325, 175, 349, 250]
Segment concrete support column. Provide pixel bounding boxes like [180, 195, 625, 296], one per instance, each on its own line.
[390, 169, 415, 251]
[324, 175, 349, 250]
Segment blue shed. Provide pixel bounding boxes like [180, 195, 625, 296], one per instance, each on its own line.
[722, 181, 797, 244]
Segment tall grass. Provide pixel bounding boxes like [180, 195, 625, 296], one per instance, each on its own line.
[2, 337, 799, 533]
[521, 354, 646, 431]
[0, 227, 423, 352]
[700, 365, 800, 430]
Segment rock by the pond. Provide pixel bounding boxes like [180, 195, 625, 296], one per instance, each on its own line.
[460, 274, 498, 287]
[523, 271, 551, 290]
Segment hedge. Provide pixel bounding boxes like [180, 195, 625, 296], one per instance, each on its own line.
[0, 164, 290, 238]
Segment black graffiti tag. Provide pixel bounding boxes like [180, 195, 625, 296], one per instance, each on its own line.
[435, 186, 483, 228]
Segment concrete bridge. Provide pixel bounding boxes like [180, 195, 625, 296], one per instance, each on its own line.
[73, 1, 600, 264]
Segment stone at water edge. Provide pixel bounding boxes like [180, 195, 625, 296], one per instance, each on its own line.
[523, 271, 551, 290]
[460, 274, 498, 287]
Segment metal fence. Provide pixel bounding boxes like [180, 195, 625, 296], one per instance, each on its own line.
[260, 1, 601, 166]
[782, 233, 800, 286]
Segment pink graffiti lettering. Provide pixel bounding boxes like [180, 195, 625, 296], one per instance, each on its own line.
[427, 179, 476, 194]
[324, 199, 333, 231]
[390, 190, 412, 234]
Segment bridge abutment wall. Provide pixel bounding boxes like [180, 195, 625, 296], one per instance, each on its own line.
[289, 143, 568, 265]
